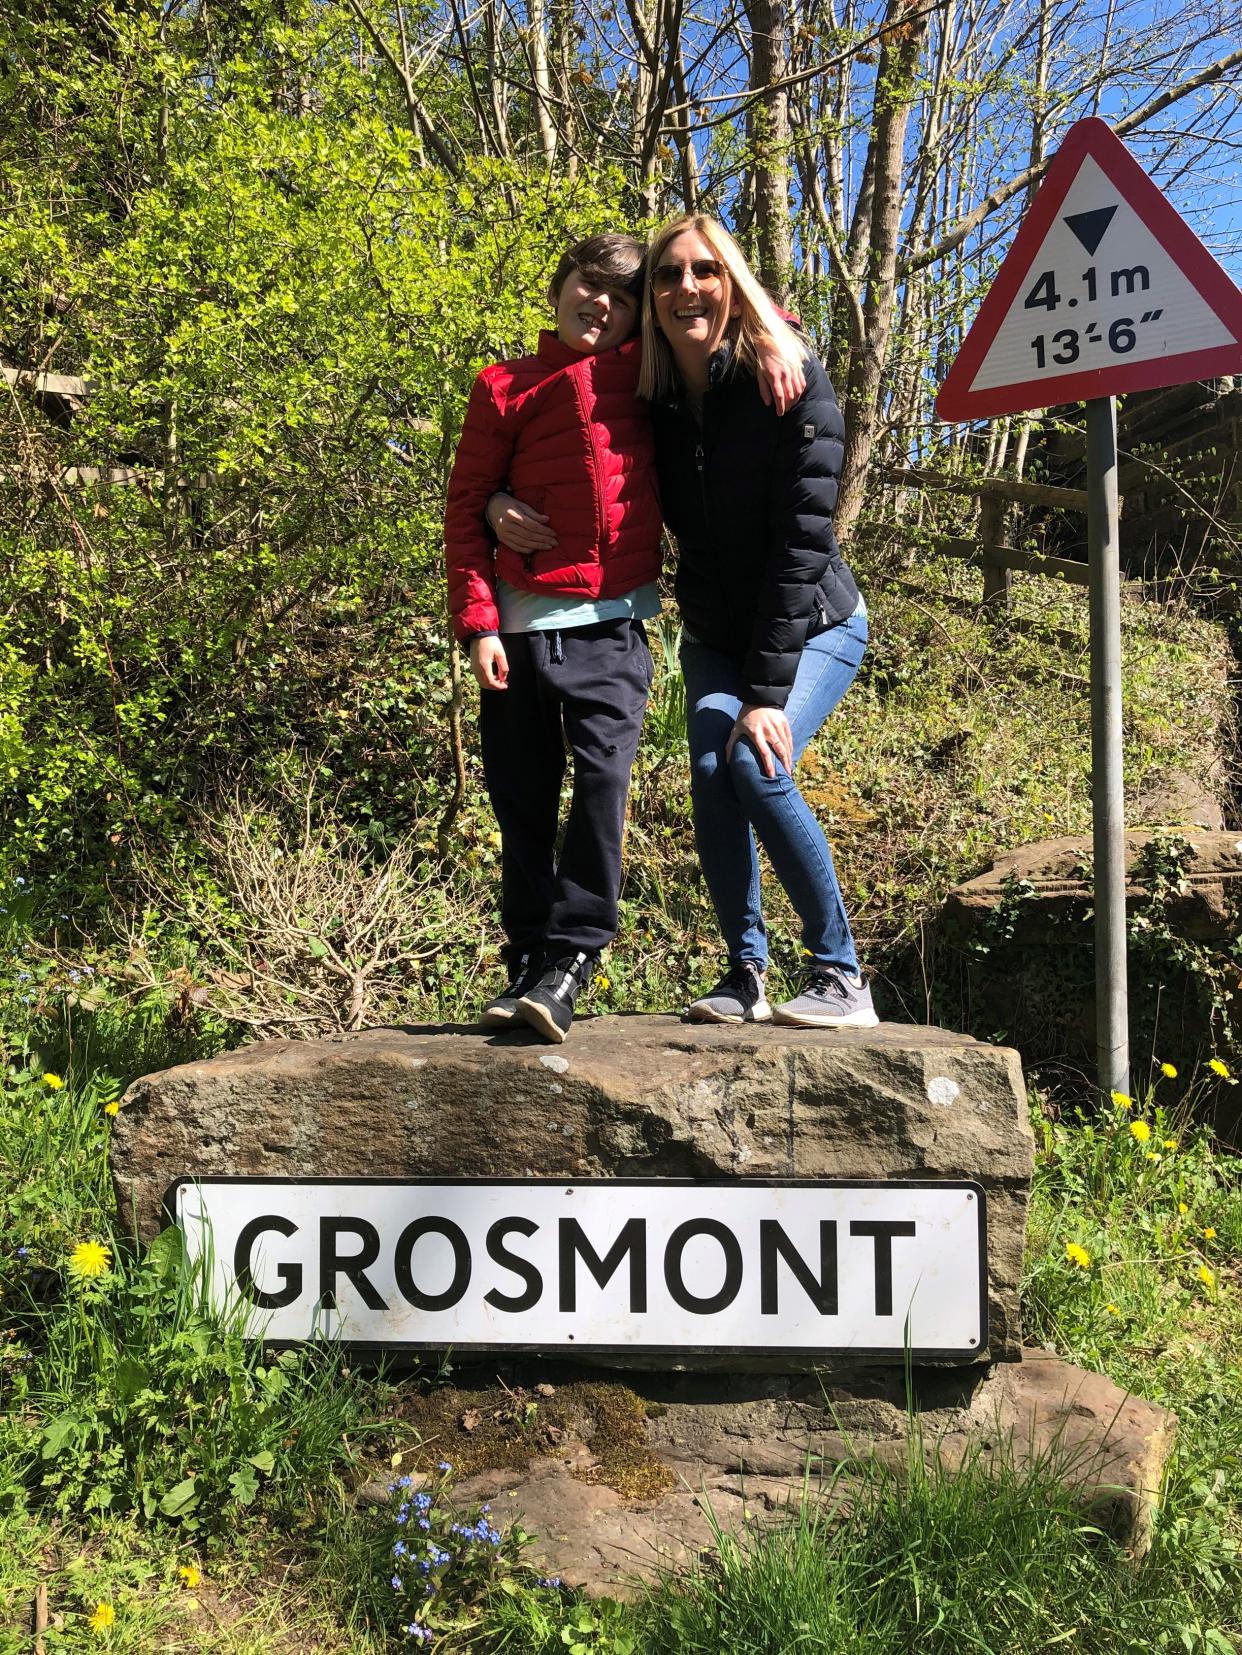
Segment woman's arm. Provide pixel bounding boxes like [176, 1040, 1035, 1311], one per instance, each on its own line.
[485, 491, 558, 554]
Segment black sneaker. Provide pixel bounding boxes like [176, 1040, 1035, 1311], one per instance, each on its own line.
[515, 951, 596, 1044]
[686, 961, 771, 1024]
[478, 949, 545, 1029]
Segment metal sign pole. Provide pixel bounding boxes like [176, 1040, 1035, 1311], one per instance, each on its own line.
[1085, 394, 1130, 1098]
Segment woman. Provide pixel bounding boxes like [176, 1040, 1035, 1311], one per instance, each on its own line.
[639, 214, 875, 1028]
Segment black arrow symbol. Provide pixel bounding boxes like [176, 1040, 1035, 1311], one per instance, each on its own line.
[1064, 206, 1118, 255]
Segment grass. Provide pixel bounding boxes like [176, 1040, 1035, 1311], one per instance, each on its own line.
[2, 983, 1238, 1651]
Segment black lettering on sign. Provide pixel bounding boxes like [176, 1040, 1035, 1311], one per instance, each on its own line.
[664, 1219, 743, 1314]
[559, 1218, 647, 1312]
[319, 1217, 386, 1311]
[759, 1219, 838, 1315]
[484, 1216, 543, 1313]
[850, 1221, 917, 1316]
[234, 1214, 302, 1309]
[394, 1217, 472, 1311]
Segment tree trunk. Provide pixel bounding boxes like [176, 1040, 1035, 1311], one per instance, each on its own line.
[743, 0, 792, 301]
[529, 0, 558, 165]
[834, 0, 931, 542]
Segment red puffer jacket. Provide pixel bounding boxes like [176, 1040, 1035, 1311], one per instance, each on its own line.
[444, 331, 663, 639]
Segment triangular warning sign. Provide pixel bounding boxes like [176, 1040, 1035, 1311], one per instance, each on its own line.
[936, 118, 1242, 421]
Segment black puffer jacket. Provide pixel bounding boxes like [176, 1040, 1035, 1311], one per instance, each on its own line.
[651, 344, 860, 708]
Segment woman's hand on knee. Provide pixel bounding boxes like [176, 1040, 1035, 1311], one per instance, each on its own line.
[470, 636, 509, 690]
[486, 491, 558, 553]
[726, 703, 793, 778]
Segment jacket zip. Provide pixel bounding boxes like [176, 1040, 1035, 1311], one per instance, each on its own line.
[694, 440, 710, 537]
[573, 371, 610, 554]
[692, 395, 712, 539]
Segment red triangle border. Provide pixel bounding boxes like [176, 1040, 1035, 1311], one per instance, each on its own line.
[936, 118, 1242, 421]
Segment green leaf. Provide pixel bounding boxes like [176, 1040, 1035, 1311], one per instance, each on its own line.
[248, 1449, 275, 1473]
[40, 1411, 83, 1460]
[229, 1463, 260, 1505]
[158, 1476, 200, 1518]
[147, 1225, 186, 1283]
[112, 1355, 149, 1402]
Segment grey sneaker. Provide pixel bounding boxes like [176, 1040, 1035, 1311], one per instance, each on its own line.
[686, 962, 771, 1024]
[773, 968, 879, 1028]
[478, 949, 545, 1029]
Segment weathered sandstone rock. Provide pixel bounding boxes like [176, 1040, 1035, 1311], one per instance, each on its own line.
[388, 1355, 1174, 1592]
[112, 1015, 1034, 1361]
[944, 830, 1242, 942]
[938, 831, 1242, 1135]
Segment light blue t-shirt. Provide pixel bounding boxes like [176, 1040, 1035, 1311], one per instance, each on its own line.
[496, 578, 661, 634]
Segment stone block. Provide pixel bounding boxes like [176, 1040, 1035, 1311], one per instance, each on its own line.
[112, 1015, 1034, 1362]
[394, 1354, 1175, 1594]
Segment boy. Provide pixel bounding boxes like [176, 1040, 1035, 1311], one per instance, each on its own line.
[444, 234, 661, 1043]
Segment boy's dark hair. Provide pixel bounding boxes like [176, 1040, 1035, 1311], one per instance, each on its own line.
[549, 233, 646, 301]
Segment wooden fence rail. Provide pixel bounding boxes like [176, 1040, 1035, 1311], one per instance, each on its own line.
[881, 466, 1116, 609]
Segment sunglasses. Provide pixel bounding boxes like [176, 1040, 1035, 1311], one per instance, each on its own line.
[651, 258, 724, 289]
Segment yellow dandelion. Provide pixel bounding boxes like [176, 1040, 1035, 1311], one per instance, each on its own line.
[1204, 1227, 1217, 1240]
[1207, 1058, 1231, 1079]
[1163, 1139, 1177, 1149]
[1129, 1119, 1151, 1143]
[1146, 1152, 1161, 1162]
[42, 1073, 64, 1090]
[593, 973, 611, 991]
[67, 1240, 111, 1280]
[1105, 1303, 1120, 1315]
[1065, 1242, 1091, 1269]
[1159, 1061, 1178, 1079]
[1110, 1090, 1133, 1110]
[177, 1565, 200, 1589]
[1178, 1202, 1189, 1215]
[104, 1101, 119, 1117]
[88, 1601, 116, 1632]
[1198, 1264, 1216, 1289]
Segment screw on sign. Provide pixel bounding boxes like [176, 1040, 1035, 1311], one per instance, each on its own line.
[937, 118, 1242, 1103]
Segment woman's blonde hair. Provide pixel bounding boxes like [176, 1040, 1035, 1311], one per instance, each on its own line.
[638, 214, 806, 402]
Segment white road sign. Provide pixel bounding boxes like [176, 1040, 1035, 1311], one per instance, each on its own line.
[937, 118, 1242, 420]
[174, 1178, 988, 1360]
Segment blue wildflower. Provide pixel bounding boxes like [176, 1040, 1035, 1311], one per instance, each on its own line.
[16, 1247, 28, 1260]
[391, 1575, 403, 1591]
[437, 1460, 452, 1472]
[417, 1518, 430, 1530]
[393, 1541, 407, 1558]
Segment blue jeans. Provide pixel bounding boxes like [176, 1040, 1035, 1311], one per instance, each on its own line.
[681, 602, 868, 973]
